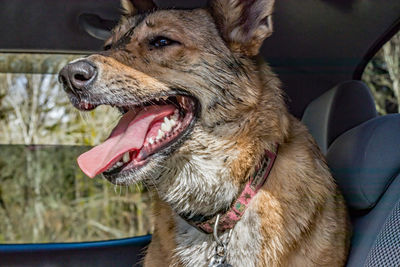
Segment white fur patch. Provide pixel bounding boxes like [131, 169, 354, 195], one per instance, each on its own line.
[155, 134, 240, 217]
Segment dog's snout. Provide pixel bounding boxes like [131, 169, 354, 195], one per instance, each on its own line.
[59, 60, 97, 92]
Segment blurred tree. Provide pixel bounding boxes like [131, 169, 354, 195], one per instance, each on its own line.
[0, 53, 120, 145]
[0, 145, 152, 243]
[0, 53, 151, 244]
[363, 31, 400, 114]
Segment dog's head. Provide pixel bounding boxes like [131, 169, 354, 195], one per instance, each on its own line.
[60, 0, 287, 215]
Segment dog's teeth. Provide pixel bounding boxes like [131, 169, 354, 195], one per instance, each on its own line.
[169, 118, 176, 127]
[161, 124, 171, 133]
[161, 121, 171, 132]
[155, 97, 160, 102]
[171, 114, 178, 121]
[157, 129, 164, 140]
[164, 117, 174, 128]
[161, 96, 168, 101]
[148, 137, 154, 144]
[107, 158, 127, 171]
[171, 110, 179, 121]
[181, 97, 188, 107]
[122, 152, 130, 163]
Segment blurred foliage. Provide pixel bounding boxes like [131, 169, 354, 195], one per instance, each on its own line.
[0, 53, 152, 243]
[0, 145, 151, 243]
[0, 53, 121, 146]
[0, 54, 79, 75]
[362, 31, 400, 114]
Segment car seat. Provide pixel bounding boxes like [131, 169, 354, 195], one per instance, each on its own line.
[302, 80, 377, 154]
[327, 114, 400, 266]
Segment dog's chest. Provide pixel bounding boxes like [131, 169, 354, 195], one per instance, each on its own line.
[173, 207, 262, 267]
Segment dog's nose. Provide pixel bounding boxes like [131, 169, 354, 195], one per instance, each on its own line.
[59, 60, 97, 92]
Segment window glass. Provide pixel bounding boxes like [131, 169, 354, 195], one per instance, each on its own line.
[0, 53, 152, 243]
[362, 31, 400, 115]
[0, 53, 121, 145]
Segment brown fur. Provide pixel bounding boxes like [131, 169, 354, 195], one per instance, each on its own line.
[66, 0, 350, 265]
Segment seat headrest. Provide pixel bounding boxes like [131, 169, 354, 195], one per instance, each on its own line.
[302, 80, 377, 154]
[327, 115, 400, 210]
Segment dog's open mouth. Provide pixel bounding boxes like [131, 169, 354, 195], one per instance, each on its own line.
[77, 94, 198, 179]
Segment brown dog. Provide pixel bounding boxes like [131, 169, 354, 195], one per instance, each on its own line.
[59, 0, 350, 266]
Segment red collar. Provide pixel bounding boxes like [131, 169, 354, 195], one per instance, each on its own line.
[181, 144, 278, 234]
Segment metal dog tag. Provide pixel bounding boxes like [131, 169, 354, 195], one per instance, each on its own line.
[209, 254, 233, 267]
[209, 215, 234, 267]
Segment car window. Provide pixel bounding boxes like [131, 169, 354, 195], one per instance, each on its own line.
[0, 53, 152, 243]
[362, 31, 400, 115]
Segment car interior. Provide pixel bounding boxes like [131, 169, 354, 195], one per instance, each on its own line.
[0, 0, 399, 266]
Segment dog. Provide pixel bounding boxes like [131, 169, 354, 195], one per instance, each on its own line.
[59, 0, 350, 266]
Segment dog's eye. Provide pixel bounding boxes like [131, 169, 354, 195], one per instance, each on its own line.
[103, 44, 112, 51]
[149, 36, 179, 48]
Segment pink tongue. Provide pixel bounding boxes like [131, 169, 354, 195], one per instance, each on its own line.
[78, 105, 176, 178]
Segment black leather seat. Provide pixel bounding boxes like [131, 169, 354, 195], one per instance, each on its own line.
[302, 80, 377, 154]
[327, 114, 400, 266]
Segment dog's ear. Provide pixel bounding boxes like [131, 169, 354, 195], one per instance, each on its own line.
[121, 0, 157, 16]
[208, 0, 274, 56]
